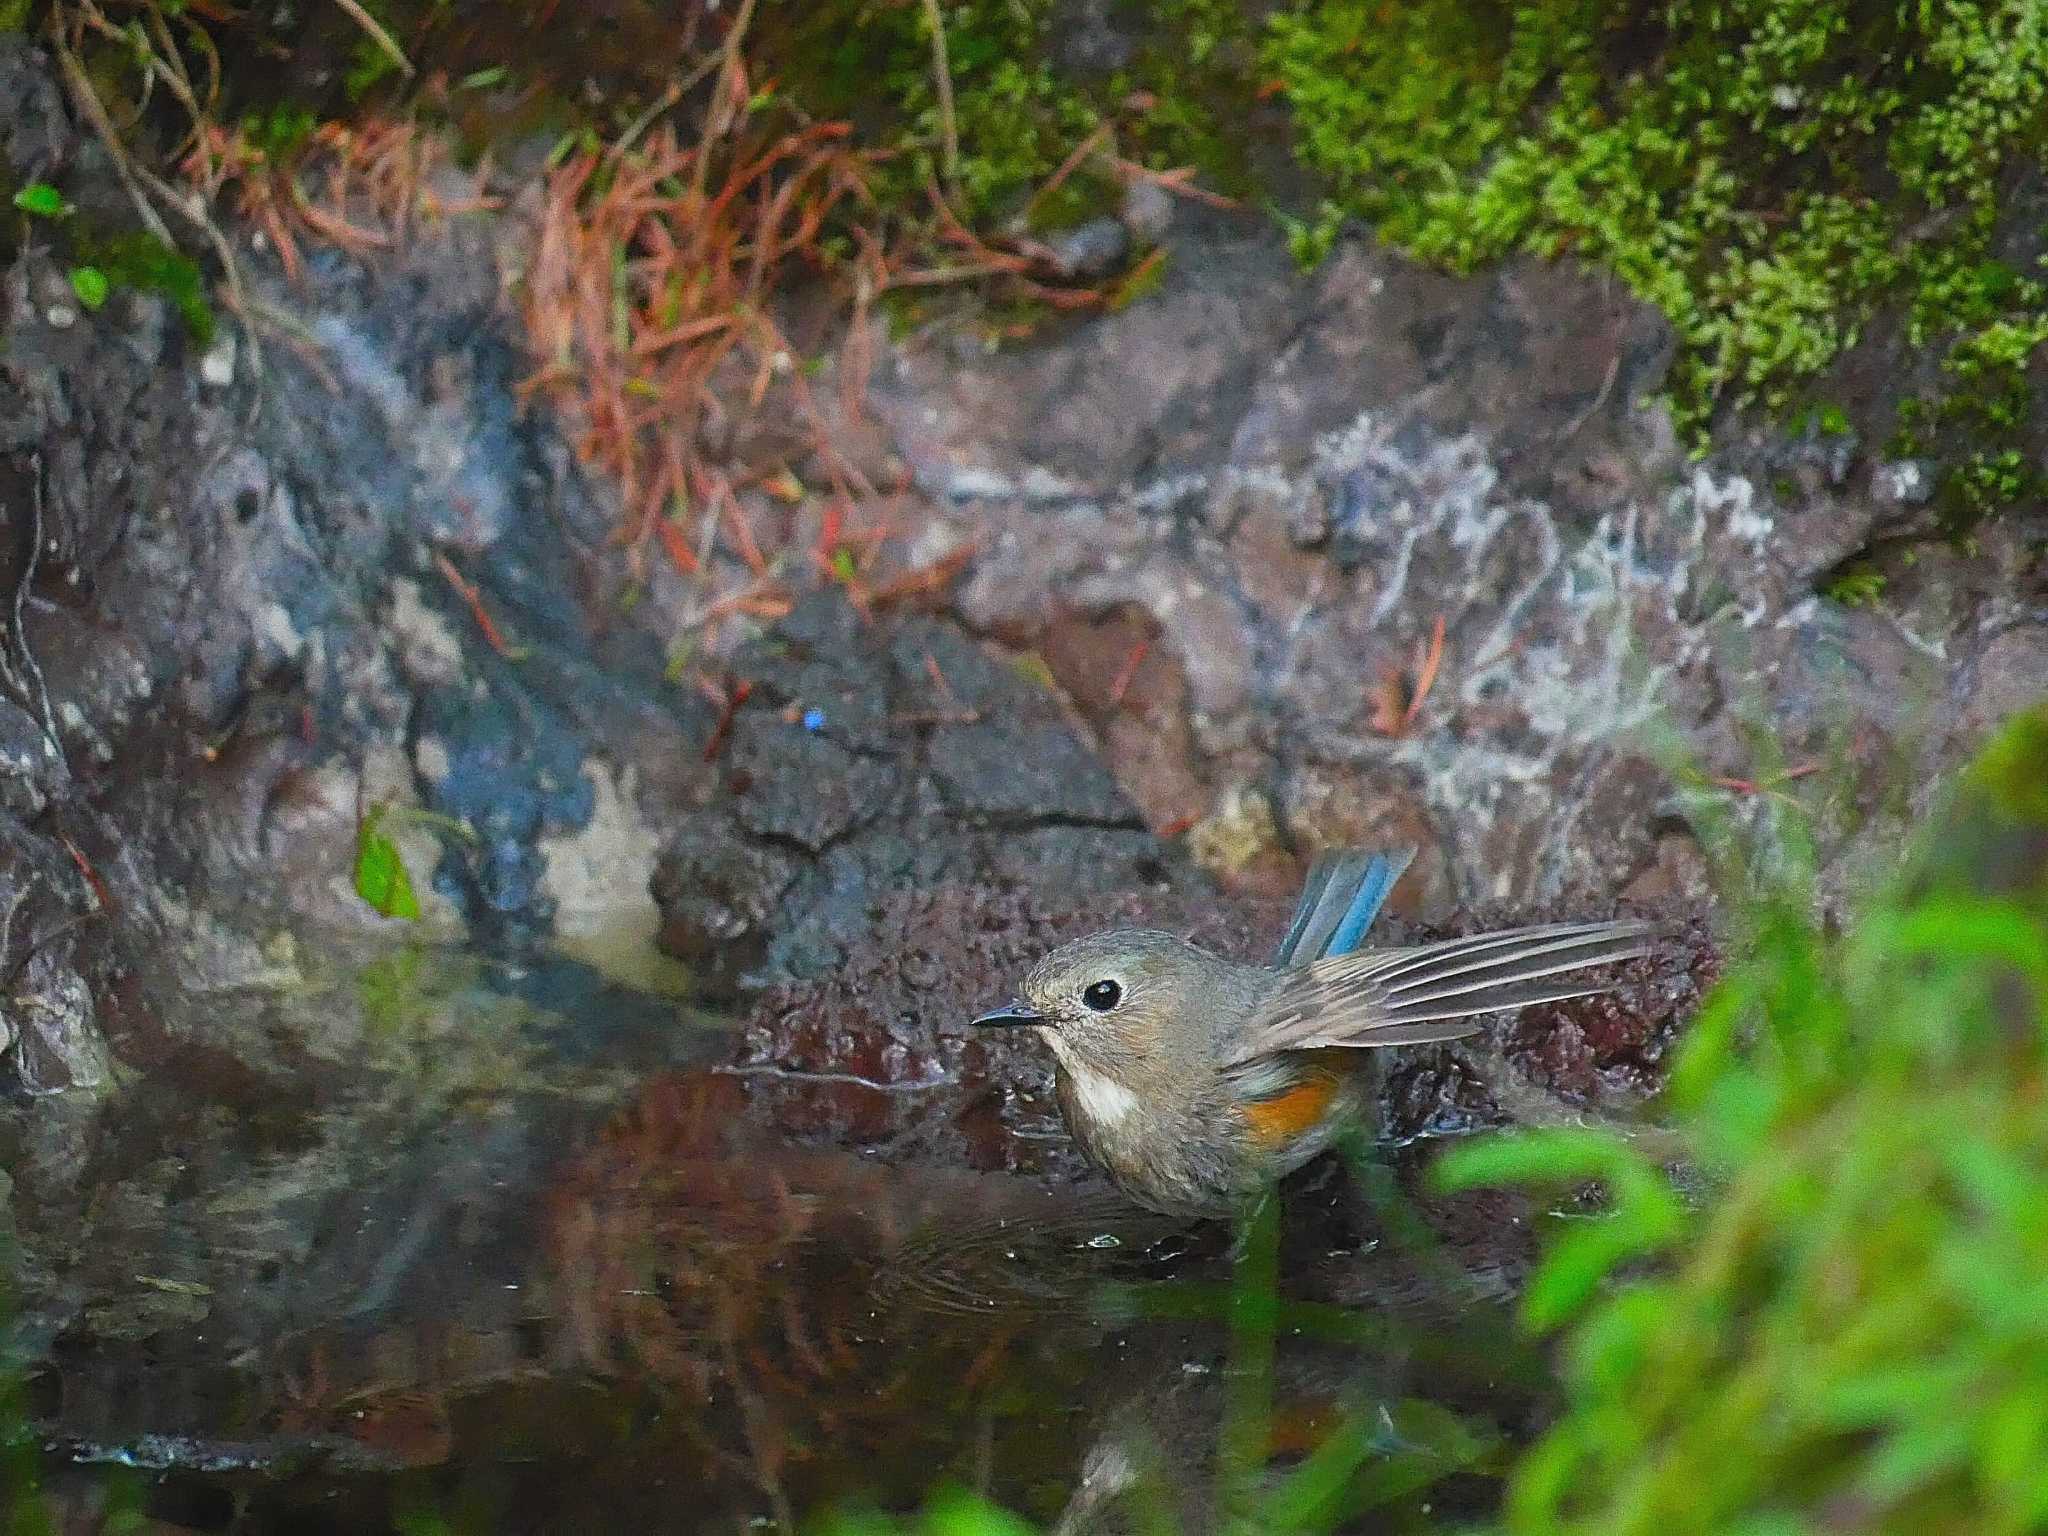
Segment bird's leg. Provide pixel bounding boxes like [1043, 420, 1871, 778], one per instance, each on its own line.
[1223, 1189, 1276, 1264]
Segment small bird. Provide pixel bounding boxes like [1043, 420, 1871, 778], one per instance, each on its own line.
[972, 849, 1655, 1217]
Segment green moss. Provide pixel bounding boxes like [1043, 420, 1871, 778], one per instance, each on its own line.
[1111, 0, 1268, 197]
[3, 159, 215, 342]
[240, 102, 320, 159]
[1277, 199, 1346, 269]
[1968, 700, 2048, 824]
[761, 0, 1104, 228]
[1823, 564, 1888, 608]
[88, 231, 216, 344]
[760, 0, 1274, 243]
[1023, 169, 1123, 234]
[1891, 306, 2048, 530]
[1263, 0, 2048, 522]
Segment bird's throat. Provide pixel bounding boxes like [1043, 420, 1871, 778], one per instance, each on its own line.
[1040, 1029, 1141, 1132]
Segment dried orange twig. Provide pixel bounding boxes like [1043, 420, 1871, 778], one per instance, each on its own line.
[655, 513, 702, 577]
[890, 649, 979, 726]
[1108, 637, 1151, 708]
[852, 543, 976, 615]
[293, 193, 391, 252]
[702, 677, 754, 762]
[434, 551, 523, 658]
[1029, 122, 1114, 220]
[1369, 614, 1447, 737]
[678, 577, 796, 633]
[1403, 614, 1447, 732]
[1708, 762, 1821, 795]
[1103, 156, 1241, 211]
[60, 834, 114, 914]
[519, 105, 871, 581]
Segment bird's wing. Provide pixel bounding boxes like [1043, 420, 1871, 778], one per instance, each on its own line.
[1271, 847, 1418, 967]
[1228, 919, 1657, 1064]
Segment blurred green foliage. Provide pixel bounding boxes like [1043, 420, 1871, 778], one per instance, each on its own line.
[1, 1301, 43, 1536]
[1435, 702, 2048, 1533]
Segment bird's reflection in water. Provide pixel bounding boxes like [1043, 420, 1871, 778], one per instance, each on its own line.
[537, 1069, 1213, 1525]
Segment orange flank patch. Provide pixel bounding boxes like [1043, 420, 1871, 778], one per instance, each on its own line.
[1239, 1066, 1344, 1149]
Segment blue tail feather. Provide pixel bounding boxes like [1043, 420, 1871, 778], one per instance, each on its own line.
[1324, 849, 1412, 958]
[1272, 857, 1339, 966]
[1273, 846, 1416, 967]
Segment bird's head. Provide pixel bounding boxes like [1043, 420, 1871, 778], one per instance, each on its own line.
[972, 929, 1255, 1081]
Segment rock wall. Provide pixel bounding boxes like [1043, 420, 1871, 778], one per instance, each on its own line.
[0, 31, 2039, 1150]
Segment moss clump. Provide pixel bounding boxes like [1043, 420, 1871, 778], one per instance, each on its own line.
[1822, 563, 1887, 608]
[761, 1, 1109, 228]
[1892, 308, 2048, 529]
[86, 230, 216, 343]
[1107, 0, 1270, 200]
[1264, 0, 2048, 522]
[766, 0, 1272, 230]
[6, 171, 214, 342]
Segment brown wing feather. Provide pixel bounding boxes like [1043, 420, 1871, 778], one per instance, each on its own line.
[1227, 919, 1657, 1064]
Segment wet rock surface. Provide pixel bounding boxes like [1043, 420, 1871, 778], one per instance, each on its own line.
[866, 214, 2046, 925]
[649, 594, 1175, 1000]
[2, 41, 2030, 1145]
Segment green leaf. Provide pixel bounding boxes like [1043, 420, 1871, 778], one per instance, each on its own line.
[1524, 1215, 1660, 1333]
[68, 266, 110, 311]
[354, 810, 421, 921]
[921, 1488, 1037, 1536]
[1431, 1125, 1639, 1191]
[1434, 1128, 1685, 1332]
[12, 182, 68, 218]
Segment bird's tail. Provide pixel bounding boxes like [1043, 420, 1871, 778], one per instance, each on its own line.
[1272, 847, 1418, 967]
[1237, 919, 1659, 1060]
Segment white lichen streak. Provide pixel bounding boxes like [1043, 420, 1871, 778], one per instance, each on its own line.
[1311, 411, 1686, 900]
[1692, 466, 1773, 547]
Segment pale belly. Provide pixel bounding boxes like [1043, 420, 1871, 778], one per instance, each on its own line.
[1051, 1053, 1377, 1218]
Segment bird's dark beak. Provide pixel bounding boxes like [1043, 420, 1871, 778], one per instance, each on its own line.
[972, 998, 1044, 1028]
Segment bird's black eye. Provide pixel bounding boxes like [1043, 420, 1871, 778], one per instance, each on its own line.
[1082, 979, 1122, 1012]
